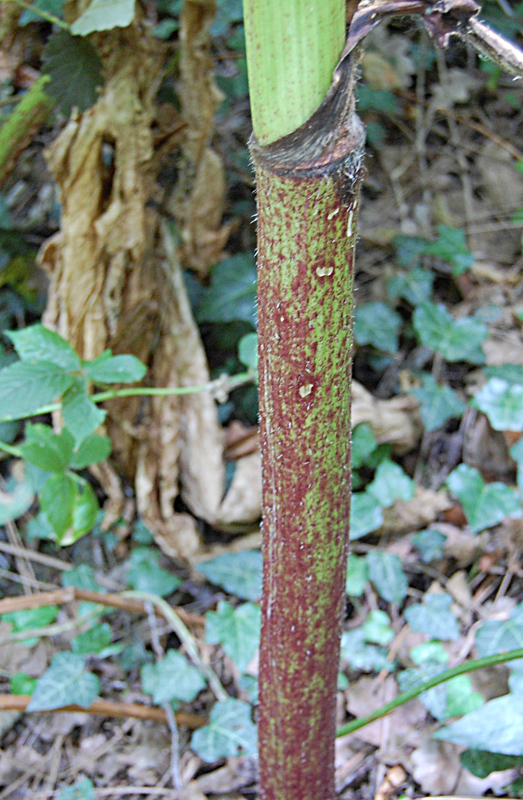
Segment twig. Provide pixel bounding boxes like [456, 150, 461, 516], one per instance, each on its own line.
[0, 695, 205, 728]
[0, 541, 73, 572]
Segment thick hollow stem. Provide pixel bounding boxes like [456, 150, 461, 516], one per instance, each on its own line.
[251, 58, 365, 798]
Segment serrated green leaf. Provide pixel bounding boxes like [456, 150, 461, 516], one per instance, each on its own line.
[191, 698, 257, 762]
[7, 325, 80, 370]
[353, 301, 402, 353]
[412, 529, 447, 563]
[367, 551, 407, 605]
[387, 265, 434, 306]
[345, 554, 369, 597]
[447, 463, 522, 534]
[71, 0, 135, 35]
[472, 377, 523, 432]
[27, 652, 100, 711]
[413, 302, 487, 362]
[65, 476, 99, 545]
[56, 777, 95, 800]
[352, 423, 377, 470]
[72, 623, 113, 655]
[460, 749, 523, 779]
[196, 550, 262, 601]
[62, 379, 106, 446]
[127, 547, 182, 597]
[424, 226, 474, 276]
[85, 353, 146, 384]
[476, 604, 523, 659]
[363, 609, 394, 646]
[411, 374, 465, 431]
[70, 434, 112, 470]
[141, 649, 206, 704]
[350, 491, 384, 540]
[0, 360, 73, 421]
[205, 600, 261, 672]
[405, 593, 460, 640]
[196, 254, 257, 326]
[42, 31, 103, 115]
[434, 694, 523, 754]
[21, 423, 74, 472]
[367, 459, 415, 508]
[238, 332, 258, 372]
[39, 473, 76, 539]
[2, 605, 58, 647]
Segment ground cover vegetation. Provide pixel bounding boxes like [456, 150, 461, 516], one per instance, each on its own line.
[0, 0, 522, 797]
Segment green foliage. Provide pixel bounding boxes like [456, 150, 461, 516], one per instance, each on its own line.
[446, 464, 522, 534]
[413, 302, 487, 363]
[404, 593, 460, 640]
[42, 32, 104, 115]
[141, 650, 206, 704]
[71, 0, 136, 35]
[423, 226, 475, 276]
[19, 0, 65, 25]
[27, 652, 100, 711]
[345, 554, 369, 597]
[72, 623, 115, 656]
[191, 698, 258, 762]
[0, 464, 35, 525]
[56, 778, 95, 800]
[350, 490, 384, 539]
[205, 600, 261, 671]
[363, 609, 394, 646]
[367, 551, 407, 605]
[126, 547, 182, 597]
[387, 265, 434, 306]
[238, 332, 258, 373]
[472, 377, 523, 432]
[434, 694, 523, 754]
[39, 473, 98, 545]
[196, 550, 262, 600]
[2, 605, 58, 647]
[340, 627, 392, 673]
[475, 604, 523, 658]
[412, 529, 446, 562]
[411, 374, 465, 431]
[461, 749, 523, 779]
[196, 254, 257, 326]
[354, 301, 402, 352]
[366, 459, 415, 506]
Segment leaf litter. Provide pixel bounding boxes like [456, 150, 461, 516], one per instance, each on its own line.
[1, 2, 523, 799]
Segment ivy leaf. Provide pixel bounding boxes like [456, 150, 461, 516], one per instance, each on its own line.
[367, 551, 407, 605]
[393, 235, 428, 268]
[405, 593, 460, 640]
[387, 265, 434, 306]
[10, 672, 37, 695]
[62, 379, 106, 446]
[412, 529, 447, 563]
[85, 352, 146, 384]
[366, 459, 415, 508]
[196, 254, 257, 326]
[7, 324, 80, 370]
[340, 628, 391, 672]
[413, 302, 487, 362]
[196, 551, 262, 601]
[352, 423, 377, 470]
[56, 777, 95, 800]
[69, 434, 112, 470]
[411, 374, 465, 431]
[21, 423, 75, 473]
[434, 694, 523, 754]
[353, 302, 402, 353]
[0, 360, 73, 421]
[191, 699, 257, 762]
[205, 600, 261, 672]
[345, 554, 369, 597]
[350, 491, 383, 540]
[72, 623, 113, 656]
[71, 0, 135, 34]
[141, 650, 206, 704]
[484, 364, 523, 385]
[363, 609, 394, 646]
[461, 749, 523, 779]
[42, 31, 104, 115]
[472, 377, 523, 432]
[424, 226, 474, 276]
[126, 547, 182, 597]
[27, 652, 100, 711]
[446, 464, 522, 534]
[475, 604, 523, 658]
[238, 332, 258, 373]
[2, 605, 59, 647]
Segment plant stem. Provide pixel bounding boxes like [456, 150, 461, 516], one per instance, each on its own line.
[337, 648, 523, 737]
[243, 0, 345, 145]
[244, 1, 365, 795]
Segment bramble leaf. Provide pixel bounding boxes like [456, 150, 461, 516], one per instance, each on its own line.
[7, 325, 80, 370]
[0, 361, 73, 421]
[71, 0, 135, 34]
